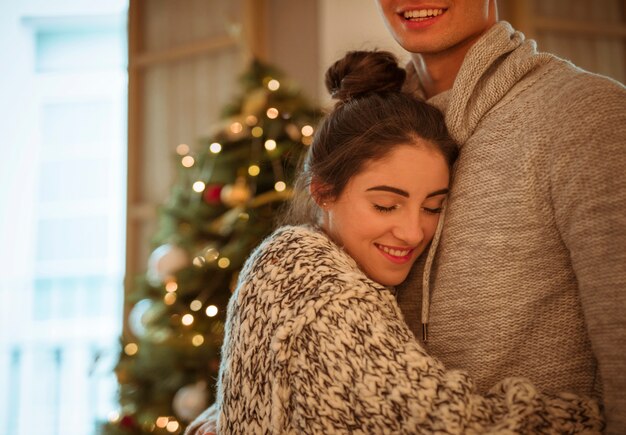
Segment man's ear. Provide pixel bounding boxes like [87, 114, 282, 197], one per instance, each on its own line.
[309, 177, 329, 209]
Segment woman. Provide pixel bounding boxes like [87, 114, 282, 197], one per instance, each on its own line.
[193, 51, 602, 434]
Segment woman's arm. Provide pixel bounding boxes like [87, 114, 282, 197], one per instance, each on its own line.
[287, 292, 603, 434]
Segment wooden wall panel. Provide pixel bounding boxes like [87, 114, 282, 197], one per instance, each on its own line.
[139, 51, 241, 206]
[125, 0, 251, 326]
[141, 0, 241, 52]
[499, 0, 625, 83]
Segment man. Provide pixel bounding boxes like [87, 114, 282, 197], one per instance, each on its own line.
[377, 1, 625, 434]
[187, 1, 625, 433]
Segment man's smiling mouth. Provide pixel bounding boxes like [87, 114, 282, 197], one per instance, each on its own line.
[402, 8, 446, 21]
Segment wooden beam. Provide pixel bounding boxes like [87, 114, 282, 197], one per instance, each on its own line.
[506, 0, 535, 40]
[125, 0, 144, 336]
[130, 34, 238, 69]
[534, 16, 626, 39]
[243, 0, 268, 61]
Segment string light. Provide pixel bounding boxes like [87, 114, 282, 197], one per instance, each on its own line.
[190, 300, 202, 311]
[218, 257, 230, 269]
[204, 247, 219, 262]
[264, 139, 276, 151]
[176, 143, 190, 155]
[164, 292, 176, 305]
[301, 125, 314, 137]
[192, 334, 204, 346]
[165, 281, 178, 293]
[267, 79, 280, 91]
[245, 115, 258, 126]
[181, 156, 195, 168]
[193, 256, 206, 267]
[248, 165, 260, 176]
[156, 417, 169, 428]
[166, 421, 180, 432]
[124, 343, 138, 356]
[209, 142, 222, 153]
[206, 305, 218, 317]
[192, 181, 206, 192]
[274, 181, 287, 192]
[251, 126, 263, 137]
[266, 107, 279, 119]
[230, 122, 243, 134]
[302, 136, 313, 146]
[182, 314, 194, 326]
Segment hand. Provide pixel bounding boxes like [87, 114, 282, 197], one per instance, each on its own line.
[183, 403, 218, 435]
[195, 420, 216, 435]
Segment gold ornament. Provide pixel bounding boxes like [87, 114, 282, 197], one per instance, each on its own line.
[220, 176, 252, 207]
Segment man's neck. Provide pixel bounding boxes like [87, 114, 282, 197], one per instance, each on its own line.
[410, 45, 469, 99]
[410, 21, 498, 99]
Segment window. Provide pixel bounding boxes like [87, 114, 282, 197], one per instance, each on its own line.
[0, 3, 128, 434]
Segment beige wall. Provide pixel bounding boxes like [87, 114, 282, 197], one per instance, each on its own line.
[318, 0, 407, 105]
[267, 0, 320, 101]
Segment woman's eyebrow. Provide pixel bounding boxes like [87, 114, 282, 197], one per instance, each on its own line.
[426, 188, 449, 198]
[366, 186, 449, 198]
[365, 185, 409, 197]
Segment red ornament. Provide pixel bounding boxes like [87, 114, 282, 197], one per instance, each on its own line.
[203, 184, 224, 204]
[119, 415, 136, 429]
[209, 358, 221, 373]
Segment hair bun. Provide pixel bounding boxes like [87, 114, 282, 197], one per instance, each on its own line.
[325, 50, 406, 102]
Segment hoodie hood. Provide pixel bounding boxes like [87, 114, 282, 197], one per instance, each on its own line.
[406, 21, 555, 146]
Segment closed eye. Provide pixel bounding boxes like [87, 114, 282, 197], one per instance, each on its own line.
[423, 207, 443, 214]
[373, 204, 398, 213]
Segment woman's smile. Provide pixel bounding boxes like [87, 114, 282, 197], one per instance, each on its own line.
[375, 243, 415, 264]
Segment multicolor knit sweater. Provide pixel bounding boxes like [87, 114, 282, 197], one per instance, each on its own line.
[215, 225, 602, 434]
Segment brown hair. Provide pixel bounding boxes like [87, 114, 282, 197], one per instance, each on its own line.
[281, 50, 458, 226]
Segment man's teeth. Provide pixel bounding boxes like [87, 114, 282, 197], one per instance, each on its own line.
[403, 9, 444, 20]
[379, 245, 411, 257]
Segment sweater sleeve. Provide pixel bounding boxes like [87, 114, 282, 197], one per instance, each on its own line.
[287, 290, 603, 434]
[549, 78, 626, 434]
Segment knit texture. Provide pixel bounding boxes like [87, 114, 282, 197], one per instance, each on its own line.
[215, 225, 603, 434]
[399, 21, 626, 434]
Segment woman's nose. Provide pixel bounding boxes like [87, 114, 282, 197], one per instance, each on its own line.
[392, 215, 424, 246]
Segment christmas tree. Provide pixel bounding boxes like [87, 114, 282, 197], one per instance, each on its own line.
[103, 59, 321, 434]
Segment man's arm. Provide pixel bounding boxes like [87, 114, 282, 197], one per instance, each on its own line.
[287, 293, 603, 433]
[549, 77, 626, 434]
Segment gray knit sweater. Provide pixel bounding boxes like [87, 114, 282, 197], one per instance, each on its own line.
[399, 21, 626, 434]
[215, 225, 602, 434]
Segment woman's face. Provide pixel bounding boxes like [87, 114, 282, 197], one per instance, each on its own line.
[321, 143, 449, 286]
